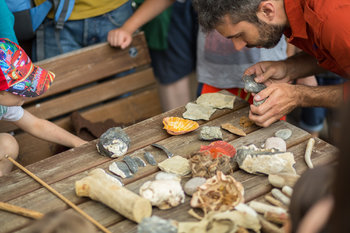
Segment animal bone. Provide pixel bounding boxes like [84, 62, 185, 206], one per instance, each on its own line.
[75, 168, 151, 223]
[268, 173, 300, 188]
[264, 194, 288, 210]
[282, 186, 293, 197]
[139, 179, 185, 209]
[271, 188, 290, 206]
[264, 211, 289, 225]
[258, 215, 284, 233]
[305, 138, 315, 168]
[249, 201, 287, 215]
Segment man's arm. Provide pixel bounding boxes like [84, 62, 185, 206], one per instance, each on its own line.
[245, 51, 326, 85]
[108, 0, 175, 48]
[250, 83, 343, 127]
[13, 110, 87, 148]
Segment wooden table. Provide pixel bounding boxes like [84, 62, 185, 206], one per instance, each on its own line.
[0, 97, 338, 233]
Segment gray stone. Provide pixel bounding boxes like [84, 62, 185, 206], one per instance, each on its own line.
[183, 102, 216, 121]
[196, 92, 235, 109]
[109, 161, 133, 178]
[275, 129, 292, 140]
[199, 126, 223, 141]
[123, 155, 138, 174]
[133, 157, 147, 167]
[144, 152, 157, 166]
[243, 74, 266, 93]
[96, 127, 130, 158]
[184, 177, 207, 196]
[137, 216, 177, 233]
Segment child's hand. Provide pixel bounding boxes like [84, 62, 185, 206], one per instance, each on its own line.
[107, 28, 133, 49]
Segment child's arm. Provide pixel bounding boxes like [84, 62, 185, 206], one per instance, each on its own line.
[108, 0, 175, 48]
[13, 110, 87, 148]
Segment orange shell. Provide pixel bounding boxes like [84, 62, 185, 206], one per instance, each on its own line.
[163, 117, 199, 135]
[199, 141, 236, 158]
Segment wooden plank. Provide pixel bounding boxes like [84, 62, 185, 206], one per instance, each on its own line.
[25, 32, 150, 103]
[0, 68, 157, 133]
[0, 97, 248, 203]
[14, 89, 162, 166]
[0, 123, 337, 233]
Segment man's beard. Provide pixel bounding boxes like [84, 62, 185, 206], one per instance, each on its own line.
[246, 20, 286, 48]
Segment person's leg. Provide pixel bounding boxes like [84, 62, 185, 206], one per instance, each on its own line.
[158, 75, 191, 111]
[0, 133, 19, 177]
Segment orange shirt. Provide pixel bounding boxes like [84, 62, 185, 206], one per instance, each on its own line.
[284, 0, 350, 78]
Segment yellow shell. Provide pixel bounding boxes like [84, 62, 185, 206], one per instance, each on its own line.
[163, 117, 199, 135]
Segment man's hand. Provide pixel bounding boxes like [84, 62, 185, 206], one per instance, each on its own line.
[249, 83, 299, 127]
[107, 27, 133, 49]
[244, 60, 291, 86]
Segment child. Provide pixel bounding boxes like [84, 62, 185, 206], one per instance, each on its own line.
[0, 38, 87, 177]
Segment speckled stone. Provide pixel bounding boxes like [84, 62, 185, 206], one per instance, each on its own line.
[275, 129, 292, 140]
[96, 127, 130, 158]
[199, 126, 223, 141]
[184, 177, 207, 196]
[243, 74, 266, 93]
[265, 137, 286, 152]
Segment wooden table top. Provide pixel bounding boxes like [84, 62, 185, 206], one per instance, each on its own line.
[0, 97, 338, 233]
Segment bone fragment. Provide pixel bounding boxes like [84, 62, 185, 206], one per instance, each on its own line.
[271, 188, 290, 206]
[264, 211, 289, 225]
[264, 194, 288, 210]
[75, 168, 152, 223]
[249, 201, 287, 215]
[305, 138, 315, 168]
[258, 215, 284, 233]
[268, 173, 300, 188]
[282, 186, 293, 197]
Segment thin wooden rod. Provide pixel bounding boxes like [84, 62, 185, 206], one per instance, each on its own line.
[0, 201, 43, 219]
[6, 155, 111, 233]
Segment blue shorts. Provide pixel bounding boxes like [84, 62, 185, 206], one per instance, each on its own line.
[33, 1, 133, 61]
[150, 0, 197, 85]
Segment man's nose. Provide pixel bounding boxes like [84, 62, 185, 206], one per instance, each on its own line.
[231, 39, 246, 51]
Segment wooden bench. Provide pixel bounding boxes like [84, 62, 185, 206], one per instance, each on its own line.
[0, 32, 162, 165]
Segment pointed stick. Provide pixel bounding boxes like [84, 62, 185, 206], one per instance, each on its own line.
[5, 155, 111, 233]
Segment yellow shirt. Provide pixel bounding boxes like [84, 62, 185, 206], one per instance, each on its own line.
[34, 0, 129, 20]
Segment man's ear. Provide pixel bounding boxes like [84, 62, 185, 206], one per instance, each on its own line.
[257, 1, 276, 23]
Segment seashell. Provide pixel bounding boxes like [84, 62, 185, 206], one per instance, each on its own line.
[144, 152, 157, 166]
[191, 171, 244, 213]
[139, 179, 185, 210]
[109, 161, 133, 178]
[221, 123, 247, 136]
[96, 127, 130, 158]
[123, 155, 138, 174]
[199, 126, 223, 141]
[275, 128, 292, 140]
[199, 140, 236, 158]
[137, 216, 177, 233]
[236, 144, 296, 175]
[158, 155, 191, 176]
[133, 157, 146, 167]
[162, 117, 199, 135]
[243, 74, 266, 93]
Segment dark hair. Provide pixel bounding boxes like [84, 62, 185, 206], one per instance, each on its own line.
[192, 0, 263, 32]
[330, 99, 350, 233]
[289, 165, 334, 233]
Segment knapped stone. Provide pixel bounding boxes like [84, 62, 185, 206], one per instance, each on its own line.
[183, 102, 216, 121]
[196, 92, 235, 109]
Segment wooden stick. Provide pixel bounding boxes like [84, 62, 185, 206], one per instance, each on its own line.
[6, 155, 111, 233]
[0, 201, 43, 219]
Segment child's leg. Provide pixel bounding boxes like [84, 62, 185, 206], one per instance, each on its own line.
[0, 133, 19, 177]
